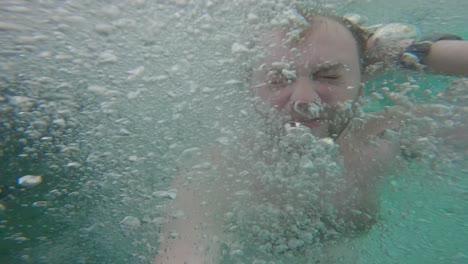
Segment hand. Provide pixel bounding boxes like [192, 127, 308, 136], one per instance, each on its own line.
[398, 34, 463, 72]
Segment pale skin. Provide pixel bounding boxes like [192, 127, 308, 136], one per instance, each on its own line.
[424, 40, 468, 76]
[154, 16, 468, 264]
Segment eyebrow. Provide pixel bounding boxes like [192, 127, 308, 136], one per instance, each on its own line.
[315, 61, 346, 72]
[254, 61, 348, 76]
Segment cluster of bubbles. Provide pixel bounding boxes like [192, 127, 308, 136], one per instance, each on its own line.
[1, 0, 334, 262]
[225, 128, 347, 263]
[1, 0, 466, 263]
[170, 99, 369, 263]
[0, 0, 222, 262]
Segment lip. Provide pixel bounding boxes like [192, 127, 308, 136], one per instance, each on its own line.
[301, 119, 322, 129]
[289, 119, 322, 129]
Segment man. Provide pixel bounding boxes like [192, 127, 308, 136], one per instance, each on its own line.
[155, 12, 468, 264]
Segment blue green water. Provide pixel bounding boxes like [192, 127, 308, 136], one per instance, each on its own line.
[359, 162, 468, 264]
[359, 74, 467, 263]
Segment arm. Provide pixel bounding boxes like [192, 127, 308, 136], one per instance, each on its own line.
[410, 103, 468, 152]
[364, 28, 467, 78]
[423, 40, 468, 76]
[154, 181, 217, 264]
[336, 108, 405, 178]
[154, 172, 224, 264]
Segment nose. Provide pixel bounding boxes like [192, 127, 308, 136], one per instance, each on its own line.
[289, 76, 322, 107]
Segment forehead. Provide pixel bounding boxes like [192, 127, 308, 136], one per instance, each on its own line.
[258, 16, 360, 69]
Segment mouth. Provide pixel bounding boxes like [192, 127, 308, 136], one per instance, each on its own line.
[282, 100, 358, 139]
[292, 101, 324, 120]
[287, 101, 327, 129]
[288, 119, 323, 129]
[301, 119, 322, 129]
[284, 119, 328, 138]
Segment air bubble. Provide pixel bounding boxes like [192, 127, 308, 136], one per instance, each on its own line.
[17, 175, 43, 187]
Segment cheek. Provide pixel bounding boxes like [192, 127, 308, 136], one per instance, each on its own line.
[315, 82, 345, 105]
[316, 82, 360, 105]
[333, 74, 361, 103]
[256, 86, 291, 109]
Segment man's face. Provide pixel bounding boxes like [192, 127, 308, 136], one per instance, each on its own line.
[251, 16, 362, 138]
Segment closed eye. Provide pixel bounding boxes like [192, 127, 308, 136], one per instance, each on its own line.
[312, 62, 345, 82]
[316, 74, 339, 80]
[313, 71, 341, 81]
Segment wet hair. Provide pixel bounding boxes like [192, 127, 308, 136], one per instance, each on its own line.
[245, 8, 371, 88]
[296, 9, 371, 73]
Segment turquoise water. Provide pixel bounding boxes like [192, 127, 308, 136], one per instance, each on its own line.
[1, 0, 467, 263]
[359, 162, 468, 264]
[359, 74, 467, 263]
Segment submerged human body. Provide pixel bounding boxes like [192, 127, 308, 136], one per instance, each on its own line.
[155, 13, 468, 264]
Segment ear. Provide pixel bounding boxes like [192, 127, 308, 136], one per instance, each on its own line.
[361, 44, 387, 82]
[358, 83, 364, 97]
[351, 83, 365, 107]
